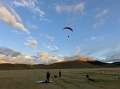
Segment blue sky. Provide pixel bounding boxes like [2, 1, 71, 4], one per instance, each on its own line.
[0, 0, 120, 64]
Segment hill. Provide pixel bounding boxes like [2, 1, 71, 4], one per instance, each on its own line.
[0, 58, 119, 70]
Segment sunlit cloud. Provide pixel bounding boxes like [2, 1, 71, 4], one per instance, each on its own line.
[24, 36, 38, 49]
[37, 51, 49, 60]
[40, 34, 54, 42]
[0, 47, 62, 64]
[0, 47, 39, 64]
[55, 2, 86, 13]
[37, 51, 63, 63]
[9, 6, 22, 23]
[0, 6, 30, 34]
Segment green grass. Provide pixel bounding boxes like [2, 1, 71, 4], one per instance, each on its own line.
[0, 68, 120, 89]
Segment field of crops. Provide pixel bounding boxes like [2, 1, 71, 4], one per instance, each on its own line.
[0, 68, 120, 89]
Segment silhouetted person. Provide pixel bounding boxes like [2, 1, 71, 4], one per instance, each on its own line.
[86, 74, 96, 82]
[59, 70, 61, 77]
[86, 74, 89, 79]
[46, 71, 50, 83]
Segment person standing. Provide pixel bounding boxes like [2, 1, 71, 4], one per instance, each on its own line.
[59, 70, 61, 77]
[46, 71, 50, 83]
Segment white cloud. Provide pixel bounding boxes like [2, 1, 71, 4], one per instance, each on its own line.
[13, 0, 35, 8]
[84, 36, 99, 42]
[102, 54, 120, 63]
[90, 36, 97, 40]
[93, 9, 109, 29]
[40, 34, 54, 42]
[96, 9, 109, 18]
[0, 47, 39, 64]
[24, 36, 38, 49]
[0, 6, 30, 34]
[55, 2, 86, 13]
[46, 45, 59, 52]
[73, 46, 81, 55]
[93, 18, 105, 29]
[12, 0, 45, 18]
[27, 22, 38, 29]
[11, 30, 24, 34]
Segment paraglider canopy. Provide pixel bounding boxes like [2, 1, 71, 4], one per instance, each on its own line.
[63, 26, 73, 38]
[63, 27, 73, 32]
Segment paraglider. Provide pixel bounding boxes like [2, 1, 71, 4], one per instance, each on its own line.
[63, 26, 73, 37]
[63, 26, 73, 32]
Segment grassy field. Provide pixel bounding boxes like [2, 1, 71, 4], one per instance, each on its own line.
[0, 68, 120, 89]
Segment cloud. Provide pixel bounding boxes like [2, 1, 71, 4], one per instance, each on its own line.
[96, 9, 109, 18]
[27, 22, 38, 29]
[24, 36, 38, 49]
[12, 0, 45, 18]
[93, 9, 109, 29]
[102, 54, 120, 63]
[73, 46, 81, 55]
[93, 18, 105, 29]
[0, 47, 39, 64]
[55, 2, 86, 13]
[40, 34, 54, 42]
[85, 42, 120, 60]
[90, 36, 97, 40]
[63, 46, 81, 60]
[0, 47, 62, 64]
[37, 51, 63, 63]
[9, 6, 22, 23]
[84, 36, 98, 41]
[0, 47, 21, 57]
[37, 51, 49, 60]
[11, 30, 24, 34]
[0, 6, 30, 34]
[46, 45, 59, 52]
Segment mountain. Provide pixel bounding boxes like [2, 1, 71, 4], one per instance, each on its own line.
[0, 58, 119, 70]
[40, 58, 118, 69]
[112, 62, 120, 66]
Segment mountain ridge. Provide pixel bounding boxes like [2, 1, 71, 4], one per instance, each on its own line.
[0, 58, 119, 70]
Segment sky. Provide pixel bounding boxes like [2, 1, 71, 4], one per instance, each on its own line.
[0, 0, 120, 64]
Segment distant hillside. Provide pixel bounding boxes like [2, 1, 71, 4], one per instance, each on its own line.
[112, 62, 120, 66]
[0, 63, 36, 70]
[0, 58, 119, 70]
[40, 59, 118, 69]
